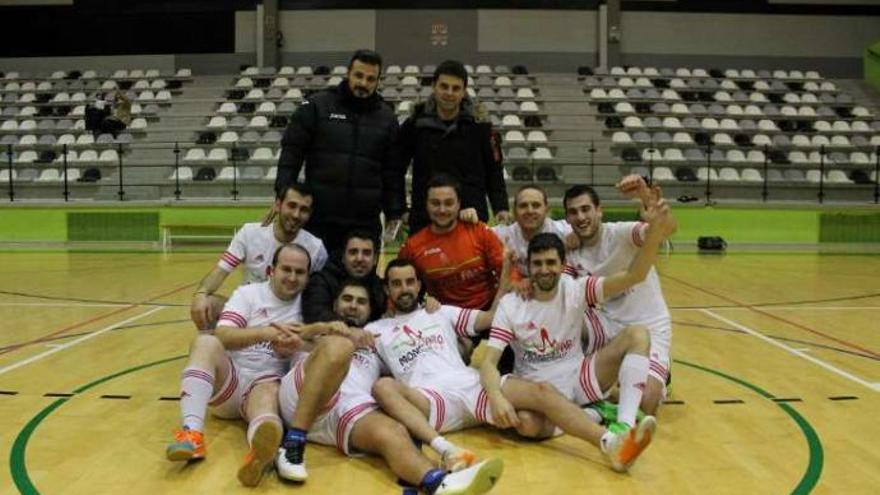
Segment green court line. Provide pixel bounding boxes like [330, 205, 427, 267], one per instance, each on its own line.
[675, 358, 824, 494]
[9, 356, 822, 494]
[9, 355, 186, 495]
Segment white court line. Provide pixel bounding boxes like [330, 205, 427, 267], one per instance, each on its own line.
[676, 306, 880, 312]
[0, 302, 130, 308]
[0, 306, 165, 377]
[700, 309, 880, 393]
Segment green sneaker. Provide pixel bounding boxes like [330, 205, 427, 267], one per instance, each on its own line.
[589, 400, 646, 425]
[588, 400, 618, 424]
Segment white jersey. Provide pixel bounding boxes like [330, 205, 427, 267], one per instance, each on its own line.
[366, 306, 479, 388]
[493, 218, 572, 275]
[565, 221, 670, 324]
[216, 281, 303, 375]
[218, 222, 328, 284]
[489, 276, 605, 393]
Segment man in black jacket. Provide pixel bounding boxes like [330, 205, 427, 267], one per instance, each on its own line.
[302, 230, 386, 324]
[275, 49, 404, 254]
[395, 60, 510, 234]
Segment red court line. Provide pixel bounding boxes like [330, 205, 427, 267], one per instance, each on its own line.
[663, 273, 880, 359]
[0, 282, 196, 356]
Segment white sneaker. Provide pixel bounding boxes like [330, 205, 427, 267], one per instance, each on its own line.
[435, 457, 504, 495]
[237, 420, 282, 487]
[603, 415, 656, 472]
[275, 444, 308, 482]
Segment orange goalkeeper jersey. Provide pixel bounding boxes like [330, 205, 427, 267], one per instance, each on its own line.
[398, 221, 504, 310]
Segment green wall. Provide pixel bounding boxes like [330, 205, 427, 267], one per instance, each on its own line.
[0, 204, 877, 246]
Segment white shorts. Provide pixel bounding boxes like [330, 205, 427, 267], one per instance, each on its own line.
[209, 355, 283, 420]
[512, 354, 609, 407]
[278, 358, 378, 456]
[583, 308, 672, 386]
[416, 370, 496, 434]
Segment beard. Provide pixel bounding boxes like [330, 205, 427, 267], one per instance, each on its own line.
[342, 315, 366, 327]
[393, 292, 419, 313]
[533, 273, 559, 292]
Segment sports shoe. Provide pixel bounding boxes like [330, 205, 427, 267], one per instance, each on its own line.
[588, 400, 646, 426]
[606, 421, 630, 435]
[166, 428, 205, 461]
[603, 415, 657, 472]
[441, 447, 478, 472]
[237, 420, 282, 487]
[276, 432, 307, 482]
[587, 400, 618, 424]
[435, 457, 504, 495]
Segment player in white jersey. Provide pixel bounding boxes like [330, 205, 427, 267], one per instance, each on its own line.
[482, 199, 674, 441]
[563, 177, 677, 415]
[491, 185, 573, 278]
[189, 183, 329, 331]
[276, 279, 503, 494]
[370, 258, 655, 473]
[166, 244, 344, 487]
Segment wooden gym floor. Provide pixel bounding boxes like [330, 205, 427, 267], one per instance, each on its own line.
[0, 251, 877, 494]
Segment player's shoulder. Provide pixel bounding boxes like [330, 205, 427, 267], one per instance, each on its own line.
[237, 222, 267, 237]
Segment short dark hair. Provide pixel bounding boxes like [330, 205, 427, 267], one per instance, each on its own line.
[275, 182, 314, 202]
[433, 60, 468, 88]
[562, 184, 601, 211]
[335, 278, 372, 309]
[527, 233, 566, 265]
[425, 173, 461, 201]
[384, 258, 417, 282]
[514, 185, 548, 206]
[272, 243, 312, 272]
[343, 229, 377, 252]
[348, 49, 383, 72]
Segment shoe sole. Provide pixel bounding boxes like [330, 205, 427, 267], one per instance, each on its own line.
[612, 415, 656, 473]
[448, 457, 504, 495]
[237, 421, 283, 487]
[166, 446, 204, 462]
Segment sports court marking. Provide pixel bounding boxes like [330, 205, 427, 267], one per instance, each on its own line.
[8, 356, 823, 495]
[676, 306, 880, 312]
[0, 306, 165, 377]
[0, 302, 131, 308]
[701, 309, 879, 393]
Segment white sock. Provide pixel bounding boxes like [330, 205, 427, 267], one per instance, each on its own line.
[429, 436, 456, 457]
[180, 366, 215, 431]
[618, 354, 650, 427]
[246, 413, 282, 447]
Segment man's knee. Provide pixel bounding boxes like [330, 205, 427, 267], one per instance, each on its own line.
[372, 377, 398, 401]
[191, 334, 224, 356]
[314, 335, 355, 364]
[515, 411, 550, 438]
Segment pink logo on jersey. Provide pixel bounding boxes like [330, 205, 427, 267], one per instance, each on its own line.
[255, 254, 265, 263]
[256, 307, 269, 319]
[402, 325, 422, 345]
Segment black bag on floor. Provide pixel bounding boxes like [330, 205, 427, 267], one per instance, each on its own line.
[698, 236, 727, 252]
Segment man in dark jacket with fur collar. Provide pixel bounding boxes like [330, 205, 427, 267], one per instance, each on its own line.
[395, 60, 510, 234]
[275, 50, 404, 255]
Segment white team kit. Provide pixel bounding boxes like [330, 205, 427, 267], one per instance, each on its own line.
[211, 281, 304, 419]
[366, 306, 496, 433]
[278, 347, 384, 455]
[489, 276, 611, 405]
[492, 218, 572, 275]
[218, 222, 329, 284]
[565, 221, 672, 384]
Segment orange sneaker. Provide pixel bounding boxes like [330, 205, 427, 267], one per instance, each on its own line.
[237, 420, 282, 487]
[604, 415, 656, 472]
[166, 428, 206, 461]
